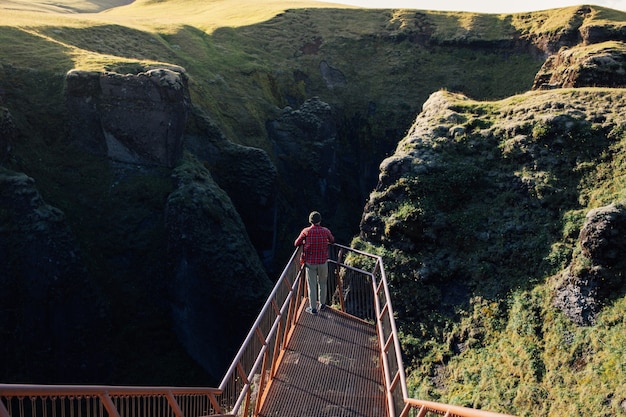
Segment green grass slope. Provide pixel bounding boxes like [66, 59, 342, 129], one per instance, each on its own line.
[0, 0, 133, 13]
[0, 0, 591, 144]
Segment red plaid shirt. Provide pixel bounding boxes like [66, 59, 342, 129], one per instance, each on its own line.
[294, 224, 335, 264]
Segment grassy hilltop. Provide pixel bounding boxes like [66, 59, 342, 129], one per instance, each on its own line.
[1, 1, 626, 416]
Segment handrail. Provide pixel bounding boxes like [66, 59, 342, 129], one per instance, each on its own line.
[214, 245, 307, 416]
[0, 243, 516, 417]
[402, 398, 517, 417]
[0, 384, 226, 417]
[328, 243, 516, 417]
[329, 243, 409, 415]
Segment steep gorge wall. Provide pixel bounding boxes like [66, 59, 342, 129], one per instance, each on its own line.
[0, 67, 273, 384]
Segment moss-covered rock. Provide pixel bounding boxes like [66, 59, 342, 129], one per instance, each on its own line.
[358, 87, 626, 415]
[0, 168, 109, 382]
[164, 156, 273, 380]
[554, 202, 626, 325]
[533, 41, 626, 89]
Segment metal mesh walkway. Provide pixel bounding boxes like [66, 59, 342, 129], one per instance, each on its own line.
[258, 307, 387, 417]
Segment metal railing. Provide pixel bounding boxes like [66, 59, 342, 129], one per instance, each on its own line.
[0, 385, 226, 417]
[210, 242, 397, 416]
[214, 244, 306, 416]
[213, 243, 516, 417]
[326, 245, 516, 417]
[401, 398, 517, 417]
[0, 243, 516, 417]
[330, 243, 408, 416]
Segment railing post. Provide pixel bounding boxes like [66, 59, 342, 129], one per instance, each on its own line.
[399, 403, 412, 417]
[166, 391, 184, 417]
[270, 321, 282, 379]
[332, 246, 346, 312]
[99, 392, 121, 417]
[206, 392, 223, 415]
[254, 347, 269, 417]
[0, 398, 10, 417]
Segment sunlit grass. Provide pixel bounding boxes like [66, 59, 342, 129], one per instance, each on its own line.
[0, 0, 136, 13]
[0, 0, 358, 33]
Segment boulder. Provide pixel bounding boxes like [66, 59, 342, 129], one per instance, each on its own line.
[579, 203, 626, 266]
[533, 42, 626, 89]
[554, 203, 626, 325]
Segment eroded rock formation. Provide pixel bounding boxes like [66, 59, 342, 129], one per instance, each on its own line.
[0, 170, 108, 381]
[165, 159, 273, 380]
[554, 203, 626, 325]
[533, 42, 626, 89]
[66, 68, 189, 167]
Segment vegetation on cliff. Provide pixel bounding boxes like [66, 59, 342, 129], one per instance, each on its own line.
[1, 1, 626, 416]
[354, 88, 626, 415]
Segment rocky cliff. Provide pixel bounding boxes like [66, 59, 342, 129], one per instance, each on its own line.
[0, 169, 109, 381]
[66, 68, 189, 167]
[0, 67, 274, 384]
[360, 84, 626, 309]
[355, 85, 626, 415]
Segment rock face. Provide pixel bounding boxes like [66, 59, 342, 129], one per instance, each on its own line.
[531, 6, 626, 90]
[0, 107, 16, 163]
[554, 203, 626, 325]
[580, 23, 626, 45]
[164, 159, 273, 380]
[266, 97, 341, 242]
[0, 170, 108, 382]
[66, 68, 189, 167]
[268, 97, 337, 183]
[358, 88, 626, 326]
[1, 68, 275, 384]
[533, 42, 626, 90]
[185, 110, 278, 268]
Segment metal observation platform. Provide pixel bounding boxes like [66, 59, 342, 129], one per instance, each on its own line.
[1, 244, 516, 417]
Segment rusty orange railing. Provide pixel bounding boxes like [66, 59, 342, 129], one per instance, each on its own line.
[328, 245, 516, 417]
[214, 244, 307, 416]
[0, 384, 226, 417]
[0, 244, 516, 417]
[401, 398, 517, 417]
[331, 244, 408, 416]
[213, 243, 516, 417]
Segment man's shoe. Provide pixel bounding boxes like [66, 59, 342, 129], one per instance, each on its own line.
[319, 304, 326, 311]
[306, 307, 318, 315]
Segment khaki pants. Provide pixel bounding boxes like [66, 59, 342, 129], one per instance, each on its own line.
[305, 262, 328, 310]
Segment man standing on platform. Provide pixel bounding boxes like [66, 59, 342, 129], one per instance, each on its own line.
[294, 211, 335, 315]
